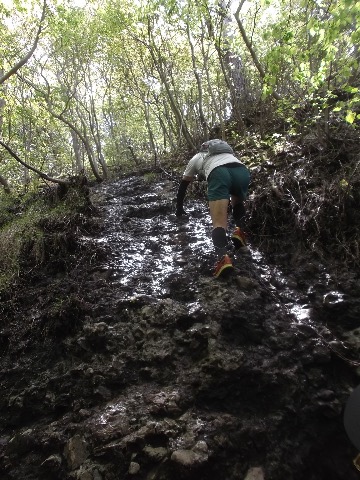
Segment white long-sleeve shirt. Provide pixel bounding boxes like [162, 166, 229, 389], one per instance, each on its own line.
[183, 152, 243, 180]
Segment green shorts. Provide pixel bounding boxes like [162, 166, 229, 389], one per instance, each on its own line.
[207, 165, 250, 201]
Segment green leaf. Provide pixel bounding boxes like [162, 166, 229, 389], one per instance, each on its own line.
[283, 31, 293, 42]
[344, 86, 359, 94]
[345, 111, 356, 124]
[340, 179, 348, 189]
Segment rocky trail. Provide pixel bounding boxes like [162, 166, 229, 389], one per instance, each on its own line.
[0, 173, 360, 480]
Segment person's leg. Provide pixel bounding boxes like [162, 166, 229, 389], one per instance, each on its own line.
[231, 195, 246, 229]
[230, 196, 247, 249]
[209, 198, 229, 258]
[207, 168, 233, 276]
[208, 168, 230, 257]
[229, 166, 250, 249]
[209, 198, 229, 229]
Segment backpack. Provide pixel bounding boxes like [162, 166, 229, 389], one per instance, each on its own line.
[206, 139, 234, 156]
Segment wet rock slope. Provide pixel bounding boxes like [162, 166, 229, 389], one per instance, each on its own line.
[0, 174, 359, 480]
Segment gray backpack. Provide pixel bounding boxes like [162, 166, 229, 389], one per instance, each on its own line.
[207, 139, 234, 155]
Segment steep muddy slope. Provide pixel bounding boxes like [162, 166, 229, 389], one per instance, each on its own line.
[0, 173, 359, 480]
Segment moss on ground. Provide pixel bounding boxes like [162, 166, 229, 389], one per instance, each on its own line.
[0, 183, 92, 291]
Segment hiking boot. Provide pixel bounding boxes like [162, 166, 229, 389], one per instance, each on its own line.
[213, 254, 233, 278]
[232, 227, 246, 250]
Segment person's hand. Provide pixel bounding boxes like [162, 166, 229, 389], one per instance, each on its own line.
[176, 206, 187, 216]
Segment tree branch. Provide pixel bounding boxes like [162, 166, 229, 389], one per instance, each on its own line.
[0, 140, 68, 185]
[0, 0, 47, 85]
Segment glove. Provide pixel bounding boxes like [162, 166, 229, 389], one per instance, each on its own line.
[176, 206, 187, 216]
[175, 180, 190, 217]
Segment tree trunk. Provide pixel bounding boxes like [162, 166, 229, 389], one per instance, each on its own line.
[0, 174, 11, 193]
[147, 22, 196, 150]
[234, 2, 281, 101]
[0, 0, 46, 85]
[103, 91, 122, 161]
[71, 130, 84, 173]
[16, 74, 103, 182]
[144, 102, 158, 166]
[186, 22, 208, 138]
[127, 144, 140, 165]
[52, 107, 103, 182]
[0, 69, 5, 132]
[199, 20, 226, 136]
[89, 97, 109, 180]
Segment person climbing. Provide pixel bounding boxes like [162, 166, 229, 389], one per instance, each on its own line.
[175, 138, 251, 278]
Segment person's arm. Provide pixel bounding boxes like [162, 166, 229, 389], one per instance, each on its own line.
[175, 153, 203, 216]
[176, 175, 192, 216]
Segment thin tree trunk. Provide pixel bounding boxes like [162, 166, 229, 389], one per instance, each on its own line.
[18, 72, 103, 182]
[144, 102, 158, 166]
[0, 69, 5, 132]
[71, 130, 84, 173]
[89, 97, 109, 179]
[103, 93, 122, 160]
[234, 1, 281, 101]
[186, 21, 208, 138]
[147, 22, 195, 149]
[0, 0, 46, 85]
[0, 174, 11, 193]
[200, 22, 225, 135]
[52, 108, 102, 182]
[127, 144, 140, 165]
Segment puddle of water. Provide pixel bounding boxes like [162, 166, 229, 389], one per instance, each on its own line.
[250, 248, 315, 324]
[323, 291, 345, 306]
[99, 195, 213, 296]
[290, 304, 312, 322]
[250, 248, 347, 335]
[97, 400, 128, 425]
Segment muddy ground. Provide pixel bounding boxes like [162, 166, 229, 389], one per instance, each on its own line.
[0, 172, 360, 480]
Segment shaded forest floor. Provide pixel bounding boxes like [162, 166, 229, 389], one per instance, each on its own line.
[0, 148, 360, 480]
